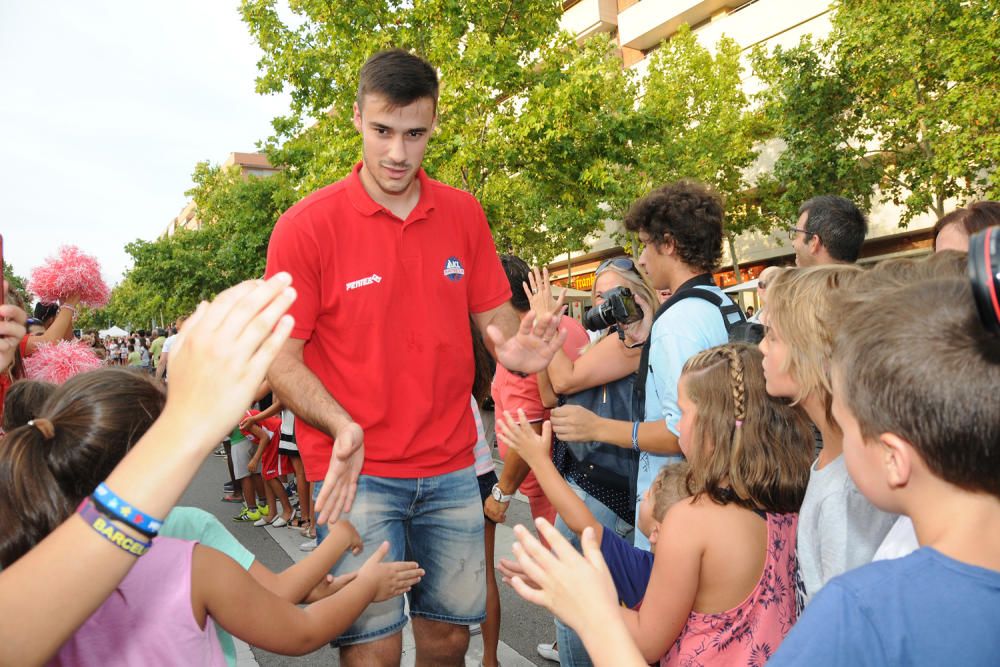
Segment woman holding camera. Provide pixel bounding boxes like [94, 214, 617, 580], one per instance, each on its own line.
[528, 257, 656, 667]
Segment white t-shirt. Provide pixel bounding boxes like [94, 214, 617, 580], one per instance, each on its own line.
[471, 397, 495, 476]
[161, 334, 179, 356]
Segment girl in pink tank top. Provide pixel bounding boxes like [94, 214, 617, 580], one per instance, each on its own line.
[619, 344, 814, 665]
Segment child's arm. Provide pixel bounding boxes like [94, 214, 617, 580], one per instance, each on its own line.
[246, 423, 269, 470]
[240, 399, 283, 429]
[496, 409, 602, 541]
[249, 519, 370, 603]
[510, 520, 646, 667]
[194, 541, 423, 655]
[620, 500, 703, 663]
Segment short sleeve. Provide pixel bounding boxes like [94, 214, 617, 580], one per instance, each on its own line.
[648, 327, 704, 436]
[600, 530, 654, 609]
[769, 580, 883, 666]
[265, 210, 323, 340]
[160, 507, 255, 570]
[465, 202, 511, 314]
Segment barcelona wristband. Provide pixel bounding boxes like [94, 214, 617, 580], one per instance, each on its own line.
[92, 482, 163, 538]
[77, 498, 151, 557]
[632, 421, 640, 452]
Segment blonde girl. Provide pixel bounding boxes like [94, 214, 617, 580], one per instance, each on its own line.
[760, 266, 897, 606]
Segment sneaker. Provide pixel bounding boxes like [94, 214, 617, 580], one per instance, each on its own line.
[233, 507, 261, 522]
[253, 516, 273, 527]
[213, 447, 227, 457]
[271, 516, 288, 528]
[257, 504, 270, 517]
[299, 538, 317, 552]
[536, 642, 559, 662]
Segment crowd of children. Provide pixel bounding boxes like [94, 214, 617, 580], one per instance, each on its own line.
[500, 233, 999, 666]
[1, 203, 997, 666]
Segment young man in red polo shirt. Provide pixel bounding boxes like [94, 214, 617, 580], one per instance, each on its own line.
[265, 49, 565, 667]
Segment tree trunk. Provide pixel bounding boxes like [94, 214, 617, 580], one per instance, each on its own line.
[727, 234, 743, 284]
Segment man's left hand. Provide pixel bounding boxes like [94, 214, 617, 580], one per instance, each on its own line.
[488, 310, 567, 375]
[484, 495, 509, 524]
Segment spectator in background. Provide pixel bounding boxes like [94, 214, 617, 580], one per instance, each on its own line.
[933, 200, 1000, 253]
[155, 317, 186, 382]
[150, 328, 166, 369]
[789, 195, 868, 267]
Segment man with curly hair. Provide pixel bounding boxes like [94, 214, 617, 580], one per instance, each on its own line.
[551, 180, 741, 554]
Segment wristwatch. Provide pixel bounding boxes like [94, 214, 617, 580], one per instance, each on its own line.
[491, 483, 513, 504]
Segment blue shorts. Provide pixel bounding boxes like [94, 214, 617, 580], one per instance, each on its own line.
[316, 465, 487, 646]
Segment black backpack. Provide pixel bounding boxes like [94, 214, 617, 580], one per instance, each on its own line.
[632, 274, 755, 422]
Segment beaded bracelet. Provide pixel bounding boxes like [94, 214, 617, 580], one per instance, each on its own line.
[632, 420, 641, 452]
[78, 498, 151, 557]
[92, 482, 163, 537]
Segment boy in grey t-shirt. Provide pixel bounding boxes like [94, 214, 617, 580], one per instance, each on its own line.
[796, 455, 896, 605]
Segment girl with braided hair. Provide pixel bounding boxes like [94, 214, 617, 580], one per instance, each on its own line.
[502, 343, 814, 665]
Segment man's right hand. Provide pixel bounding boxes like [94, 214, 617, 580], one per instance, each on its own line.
[314, 421, 365, 527]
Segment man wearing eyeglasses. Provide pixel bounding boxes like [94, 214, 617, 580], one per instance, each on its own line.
[788, 195, 868, 267]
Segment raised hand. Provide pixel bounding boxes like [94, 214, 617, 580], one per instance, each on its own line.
[524, 266, 565, 320]
[488, 309, 567, 376]
[496, 409, 552, 468]
[314, 421, 364, 527]
[510, 520, 622, 646]
[161, 274, 296, 452]
[0, 287, 27, 371]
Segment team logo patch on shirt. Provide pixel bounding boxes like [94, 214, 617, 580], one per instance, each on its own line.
[345, 273, 382, 291]
[443, 257, 465, 282]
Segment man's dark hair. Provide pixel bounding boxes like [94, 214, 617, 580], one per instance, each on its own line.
[357, 49, 439, 112]
[834, 278, 1000, 499]
[500, 254, 531, 312]
[799, 195, 868, 263]
[624, 180, 724, 274]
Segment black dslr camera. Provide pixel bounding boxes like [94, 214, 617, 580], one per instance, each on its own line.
[969, 227, 1000, 334]
[583, 286, 642, 331]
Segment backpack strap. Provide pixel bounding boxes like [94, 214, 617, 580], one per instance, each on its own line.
[632, 274, 745, 420]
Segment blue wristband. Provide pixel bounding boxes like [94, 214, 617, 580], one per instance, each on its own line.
[78, 498, 151, 557]
[93, 482, 163, 537]
[632, 421, 640, 452]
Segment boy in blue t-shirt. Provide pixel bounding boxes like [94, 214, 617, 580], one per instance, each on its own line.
[770, 277, 1000, 666]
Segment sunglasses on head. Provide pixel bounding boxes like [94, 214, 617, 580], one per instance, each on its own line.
[596, 257, 639, 275]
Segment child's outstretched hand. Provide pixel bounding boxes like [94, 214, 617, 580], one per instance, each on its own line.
[330, 519, 364, 555]
[496, 409, 552, 468]
[510, 519, 620, 641]
[162, 274, 295, 451]
[498, 557, 540, 590]
[357, 541, 426, 603]
[304, 571, 358, 603]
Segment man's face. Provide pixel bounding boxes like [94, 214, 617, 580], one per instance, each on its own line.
[353, 93, 436, 201]
[637, 231, 670, 291]
[791, 211, 816, 267]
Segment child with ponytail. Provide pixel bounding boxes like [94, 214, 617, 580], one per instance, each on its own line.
[502, 343, 814, 665]
[0, 369, 423, 665]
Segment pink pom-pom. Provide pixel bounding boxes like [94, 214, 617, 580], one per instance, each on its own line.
[23, 340, 104, 384]
[28, 245, 111, 308]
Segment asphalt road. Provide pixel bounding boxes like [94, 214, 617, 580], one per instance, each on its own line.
[178, 411, 556, 666]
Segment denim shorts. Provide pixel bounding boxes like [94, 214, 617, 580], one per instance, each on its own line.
[316, 465, 487, 646]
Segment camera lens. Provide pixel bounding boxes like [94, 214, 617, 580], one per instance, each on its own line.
[968, 227, 1000, 334]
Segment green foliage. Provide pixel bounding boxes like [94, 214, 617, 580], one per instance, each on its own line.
[752, 0, 1000, 225]
[241, 0, 636, 264]
[2, 261, 32, 309]
[635, 26, 770, 275]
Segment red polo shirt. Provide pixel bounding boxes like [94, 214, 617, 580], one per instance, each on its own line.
[265, 163, 511, 481]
